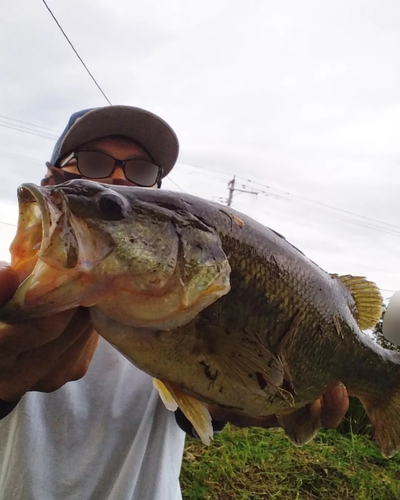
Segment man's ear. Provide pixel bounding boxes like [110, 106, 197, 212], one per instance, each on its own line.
[41, 174, 62, 186]
[41, 175, 60, 186]
[41, 162, 81, 186]
[41, 162, 55, 186]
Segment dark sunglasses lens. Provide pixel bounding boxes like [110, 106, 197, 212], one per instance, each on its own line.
[77, 151, 115, 178]
[124, 160, 161, 186]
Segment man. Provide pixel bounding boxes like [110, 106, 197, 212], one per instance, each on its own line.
[0, 105, 349, 500]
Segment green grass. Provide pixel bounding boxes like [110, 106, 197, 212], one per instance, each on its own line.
[180, 425, 400, 499]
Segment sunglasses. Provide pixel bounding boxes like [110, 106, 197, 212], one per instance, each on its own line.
[59, 150, 163, 187]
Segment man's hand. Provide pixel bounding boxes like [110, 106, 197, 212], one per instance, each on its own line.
[209, 383, 349, 431]
[0, 262, 100, 401]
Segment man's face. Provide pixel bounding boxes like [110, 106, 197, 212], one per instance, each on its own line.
[44, 136, 158, 188]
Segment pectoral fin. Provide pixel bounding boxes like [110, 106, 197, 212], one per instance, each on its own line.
[218, 337, 284, 395]
[194, 320, 285, 397]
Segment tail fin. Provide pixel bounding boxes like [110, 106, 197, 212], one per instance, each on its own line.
[361, 388, 400, 458]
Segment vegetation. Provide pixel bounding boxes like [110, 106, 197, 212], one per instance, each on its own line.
[180, 309, 400, 498]
[181, 426, 400, 499]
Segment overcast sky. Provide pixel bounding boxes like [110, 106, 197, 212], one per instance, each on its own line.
[1, 0, 400, 303]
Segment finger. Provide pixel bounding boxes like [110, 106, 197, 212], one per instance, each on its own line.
[0, 263, 19, 305]
[32, 328, 100, 393]
[0, 309, 94, 399]
[18, 308, 92, 366]
[320, 383, 349, 428]
[0, 307, 88, 358]
[60, 328, 100, 381]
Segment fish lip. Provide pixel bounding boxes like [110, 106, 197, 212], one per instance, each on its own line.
[9, 183, 54, 282]
[17, 183, 51, 245]
[13, 183, 77, 273]
[1, 182, 109, 322]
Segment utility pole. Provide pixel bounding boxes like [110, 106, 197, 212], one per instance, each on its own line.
[226, 176, 258, 206]
[227, 177, 235, 207]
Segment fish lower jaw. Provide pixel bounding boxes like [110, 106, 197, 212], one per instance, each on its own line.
[95, 292, 229, 330]
[93, 306, 205, 331]
[93, 276, 230, 330]
[0, 260, 97, 321]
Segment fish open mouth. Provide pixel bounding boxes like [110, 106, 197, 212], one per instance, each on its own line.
[9, 186, 45, 283]
[10, 184, 67, 281]
[0, 183, 110, 322]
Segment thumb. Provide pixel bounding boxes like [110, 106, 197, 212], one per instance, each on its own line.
[0, 262, 19, 306]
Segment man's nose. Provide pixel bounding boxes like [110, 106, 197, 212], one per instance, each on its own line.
[112, 165, 126, 179]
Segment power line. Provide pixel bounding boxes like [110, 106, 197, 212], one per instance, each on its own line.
[175, 164, 231, 183]
[177, 161, 233, 178]
[243, 177, 400, 232]
[0, 151, 43, 165]
[177, 164, 399, 233]
[0, 122, 58, 140]
[257, 193, 400, 237]
[179, 158, 400, 229]
[0, 119, 58, 138]
[250, 177, 400, 230]
[194, 167, 400, 234]
[215, 169, 400, 234]
[177, 160, 400, 232]
[40, 0, 112, 105]
[0, 115, 61, 134]
[165, 177, 187, 193]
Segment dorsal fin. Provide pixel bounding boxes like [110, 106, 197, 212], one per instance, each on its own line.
[335, 274, 383, 330]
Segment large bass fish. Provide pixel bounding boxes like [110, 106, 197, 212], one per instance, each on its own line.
[1, 180, 398, 457]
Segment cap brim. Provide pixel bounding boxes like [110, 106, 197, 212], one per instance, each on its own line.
[58, 105, 179, 177]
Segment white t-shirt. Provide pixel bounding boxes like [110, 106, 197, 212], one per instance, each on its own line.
[0, 338, 186, 500]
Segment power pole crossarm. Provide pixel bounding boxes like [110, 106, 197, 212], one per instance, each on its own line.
[226, 176, 258, 206]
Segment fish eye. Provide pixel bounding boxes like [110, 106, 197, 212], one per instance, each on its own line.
[98, 194, 126, 221]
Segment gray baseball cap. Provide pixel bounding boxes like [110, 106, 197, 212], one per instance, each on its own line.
[50, 105, 179, 178]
